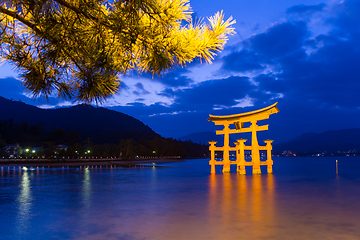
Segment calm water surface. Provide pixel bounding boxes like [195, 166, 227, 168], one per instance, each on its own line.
[1, 157, 360, 240]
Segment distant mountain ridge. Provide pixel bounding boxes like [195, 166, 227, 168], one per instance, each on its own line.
[181, 128, 360, 153]
[273, 128, 360, 153]
[0, 96, 159, 144]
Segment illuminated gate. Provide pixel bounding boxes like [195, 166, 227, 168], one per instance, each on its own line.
[208, 102, 279, 174]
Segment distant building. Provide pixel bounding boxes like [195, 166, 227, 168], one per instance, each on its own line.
[54, 144, 68, 155]
[282, 150, 296, 157]
[5, 144, 20, 158]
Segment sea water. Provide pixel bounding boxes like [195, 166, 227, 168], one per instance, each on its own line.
[1, 157, 360, 240]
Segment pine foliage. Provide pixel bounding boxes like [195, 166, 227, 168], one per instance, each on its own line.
[0, 0, 235, 103]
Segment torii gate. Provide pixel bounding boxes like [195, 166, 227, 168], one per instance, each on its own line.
[207, 102, 279, 174]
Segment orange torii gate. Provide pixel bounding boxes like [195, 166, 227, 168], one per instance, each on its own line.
[207, 102, 279, 174]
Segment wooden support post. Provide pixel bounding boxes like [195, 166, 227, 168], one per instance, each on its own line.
[264, 140, 274, 174]
[222, 123, 231, 173]
[236, 139, 247, 175]
[251, 120, 261, 174]
[208, 141, 217, 174]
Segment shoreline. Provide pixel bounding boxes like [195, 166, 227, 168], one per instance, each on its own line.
[0, 158, 185, 167]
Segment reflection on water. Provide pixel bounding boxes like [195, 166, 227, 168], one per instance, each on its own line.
[82, 167, 92, 209]
[208, 173, 276, 239]
[16, 168, 32, 236]
[1, 157, 360, 240]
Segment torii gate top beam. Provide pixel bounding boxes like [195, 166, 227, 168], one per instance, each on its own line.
[207, 102, 279, 125]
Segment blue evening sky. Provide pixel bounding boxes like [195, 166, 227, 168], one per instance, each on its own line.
[1, 0, 359, 143]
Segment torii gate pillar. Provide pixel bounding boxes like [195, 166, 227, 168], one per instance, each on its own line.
[222, 123, 231, 173]
[235, 139, 247, 175]
[264, 140, 274, 173]
[251, 120, 261, 174]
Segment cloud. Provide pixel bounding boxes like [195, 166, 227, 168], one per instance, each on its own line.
[207, 0, 360, 142]
[153, 75, 194, 88]
[133, 61, 198, 87]
[286, 3, 327, 14]
[254, 74, 289, 94]
[273, 15, 360, 108]
[221, 49, 265, 72]
[158, 76, 255, 111]
[327, 0, 360, 37]
[246, 21, 309, 59]
[223, 0, 360, 111]
[133, 82, 150, 95]
[119, 82, 130, 91]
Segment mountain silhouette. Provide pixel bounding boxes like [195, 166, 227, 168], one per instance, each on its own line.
[0, 96, 159, 144]
[273, 128, 360, 153]
[181, 127, 360, 154]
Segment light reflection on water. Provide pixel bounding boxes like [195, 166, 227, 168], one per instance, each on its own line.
[16, 168, 32, 236]
[207, 174, 276, 239]
[0, 157, 360, 239]
[82, 168, 92, 210]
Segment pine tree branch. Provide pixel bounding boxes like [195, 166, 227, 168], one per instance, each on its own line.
[0, 5, 86, 78]
[0, 6, 42, 34]
[52, 0, 106, 25]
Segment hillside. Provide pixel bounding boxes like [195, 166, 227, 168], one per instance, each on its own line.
[180, 127, 360, 155]
[0, 96, 159, 144]
[273, 128, 360, 153]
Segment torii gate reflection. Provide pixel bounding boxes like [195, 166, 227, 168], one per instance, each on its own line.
[208, 102, 279, 174]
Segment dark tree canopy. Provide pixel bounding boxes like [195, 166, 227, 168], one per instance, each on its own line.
[0, 0, 235, 103]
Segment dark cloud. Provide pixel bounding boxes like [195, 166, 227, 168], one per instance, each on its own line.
[119, 82, 130, 91]
[327, 0, 360, 38]
[286, 3, 326, 14]
[134, 82, 145, 90]
[254, 74, 289, 94]
[230, 0, 360, 111]
[159, 76, 254, 111]
[133, 82, 150, 95]
[221, 49, 265, 72]
[132, 66, 195, 88]
[155, 75, 193, 87]
[271, 24, 360, 108]
[246, 21, 309, 59]
[209, 0, 360, 142]
[111, 102, 172, 118]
